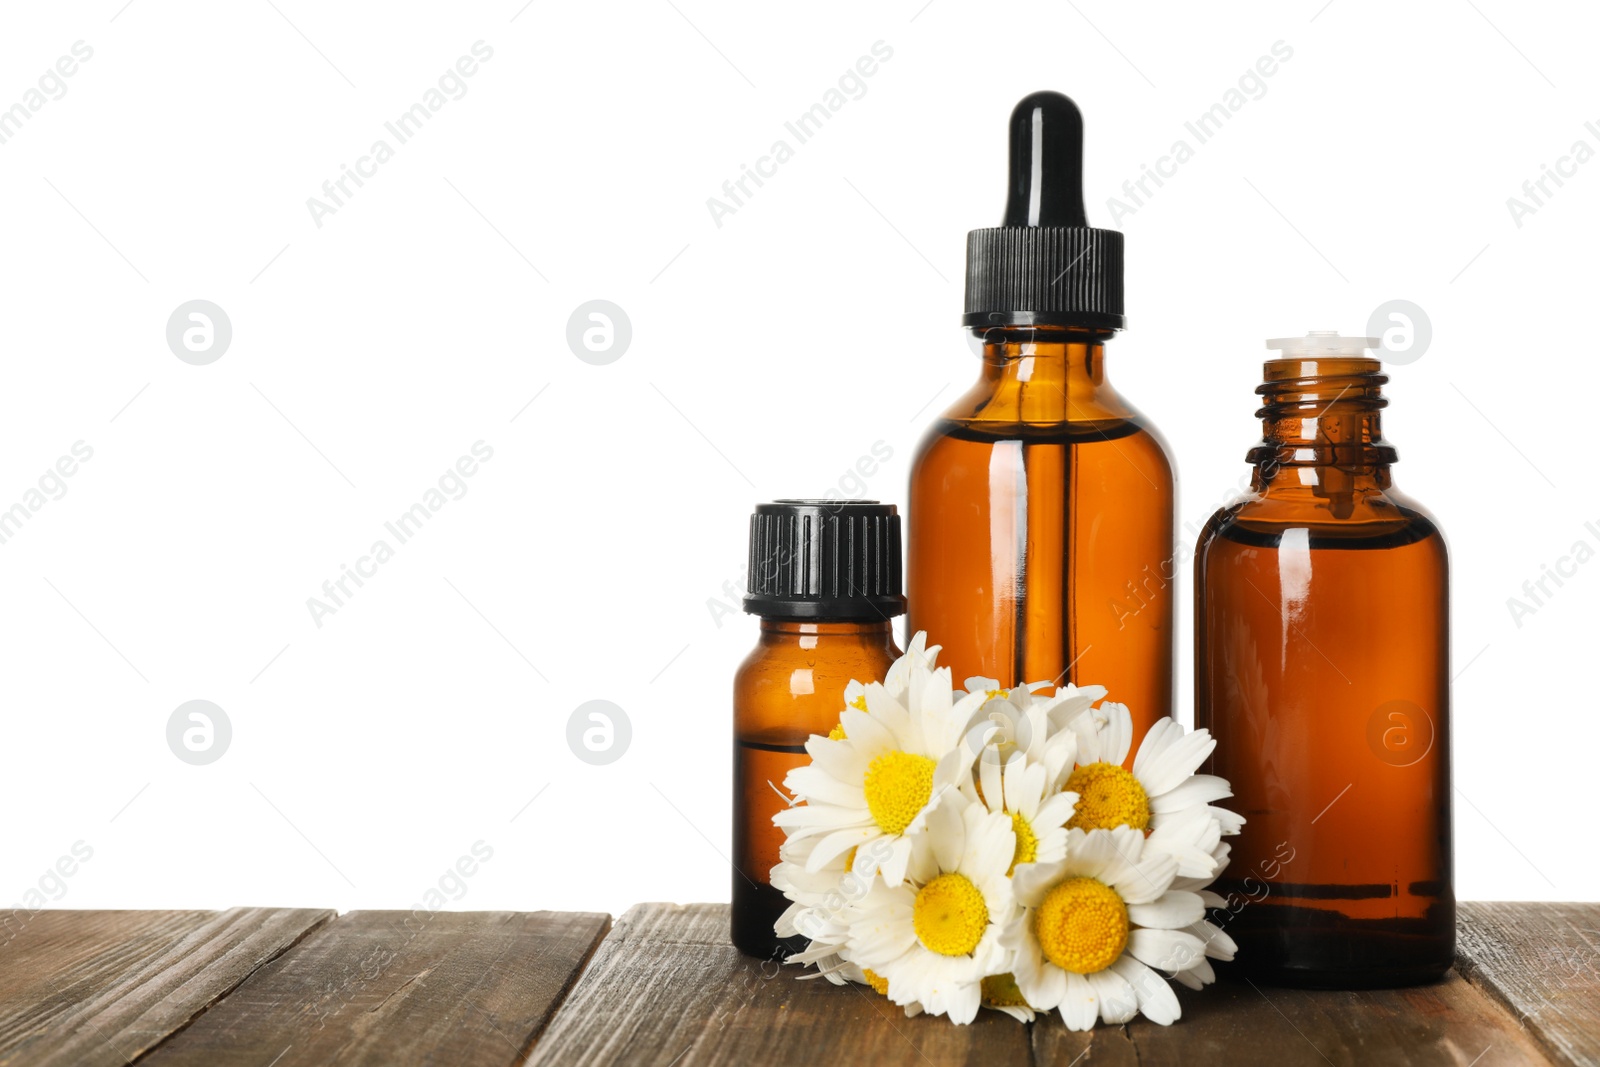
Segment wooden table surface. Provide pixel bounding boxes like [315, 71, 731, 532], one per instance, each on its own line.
[0, 903, 1593, 1066]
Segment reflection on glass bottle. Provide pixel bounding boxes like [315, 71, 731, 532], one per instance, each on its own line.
[1194, 332, 1452, 988]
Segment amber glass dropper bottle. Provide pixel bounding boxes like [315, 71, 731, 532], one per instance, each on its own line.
[908, 91, 1174, 750]
[1195, 332, 1452, 988]
[731, 500, 904, 960]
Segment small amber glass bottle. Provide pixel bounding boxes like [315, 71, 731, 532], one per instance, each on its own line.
[731, 500, 904, 960]
[909, 91, 1174, 747]
[1195, 332, 1452, 988]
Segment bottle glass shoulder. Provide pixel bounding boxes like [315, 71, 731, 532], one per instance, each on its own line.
[1198, 483, 1447, 557]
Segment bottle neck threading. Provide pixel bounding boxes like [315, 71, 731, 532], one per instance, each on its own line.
[1247, 357, 1397, 480]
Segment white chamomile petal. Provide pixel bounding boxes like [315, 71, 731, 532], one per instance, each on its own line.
[1134, 723, 1217, 796]
[1089, 965, 1139, 1024]
[1127, 890, 1205, 930]
[1042, 683, 1108, 733]
[1110, 957, 1179, 1025]
[885, 631, 940, 695]
[1097, 703, 1135, 765]
[1172, 955, 1215, 990]
[1146, 814, 1224, 880]
[1177, 917, 1237, 964]
[879, 835, 916, 887]
[1055, 972, 1096, 1031]
[784, 764, 868, 809]
[805, 735, 868, 786]
[840, 705, 896, 759]
[1034, 791, 1078, 831]
[1148, 773, 1234, 813]
[807, 826, 878, 872]
[1110, 850, 1178, 906]
[772, 803, 872, 838]
[1127, 927, 1206, 973]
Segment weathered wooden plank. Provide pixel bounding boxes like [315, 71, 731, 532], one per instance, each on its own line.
[139, 910, 609, 1067]
[1031, 970, 1553, 1066]
[0, 907, 332, 1067]
[1456, 901, 1600, 1067]
[1, 904, 1585, 1066]
[524, 903, 1031, 1067]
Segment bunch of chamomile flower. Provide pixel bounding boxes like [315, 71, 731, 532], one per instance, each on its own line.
[771, 633, 1243, 1028]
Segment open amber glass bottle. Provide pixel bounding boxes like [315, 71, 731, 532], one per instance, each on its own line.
[1194, 332, 1452, 988]
[731, 501, 903, 961]
[907, 91, 1174, 749]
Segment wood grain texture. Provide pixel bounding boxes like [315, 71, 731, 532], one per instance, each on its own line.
[1030, 970, 1553, 1066]
[138, 910, 609, 1067]
[524, 903, 1032, 1066]
[0, 904, 1591, 1066]
[1456, 901, 1600, 1067]
[0, 907, 332, 1067]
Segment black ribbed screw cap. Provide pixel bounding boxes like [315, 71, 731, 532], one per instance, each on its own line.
[743, 500, 905, 620]
[963, 91, 1125, 330]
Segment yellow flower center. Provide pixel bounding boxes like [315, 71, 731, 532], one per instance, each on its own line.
[850, 695, 868, 711]
[912, 873, 989, 957]
[1064, 761, 1151, 832]
[828, 723, 847, 741]
[1034, 876, 1129, 974]
[984, 689, 1006, 701]
[862, 968, 889, 996]
[863, 751, 936, 834]
[1008, 810, 1038, 874]
[981, 971, 1030, 1008]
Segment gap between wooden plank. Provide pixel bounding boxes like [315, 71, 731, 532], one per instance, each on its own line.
[507, 913, 613, 1067]
[0, 908, 335, 1067]
[126, 909, 335, 1067]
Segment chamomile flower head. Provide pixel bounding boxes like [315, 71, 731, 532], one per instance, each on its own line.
[963, 749, 1080, 877]
[844, 800, 1017, 1025]
[1004, 826, 1207, 1030]
[1064, 704, 1243, 878]
[776, 643, 988, 888]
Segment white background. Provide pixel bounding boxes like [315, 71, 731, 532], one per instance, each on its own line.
[0, 0, 1594, 920]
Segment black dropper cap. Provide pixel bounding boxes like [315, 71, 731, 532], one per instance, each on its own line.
[743, 500, 905, 621]
[963, 91, 1125, 330]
